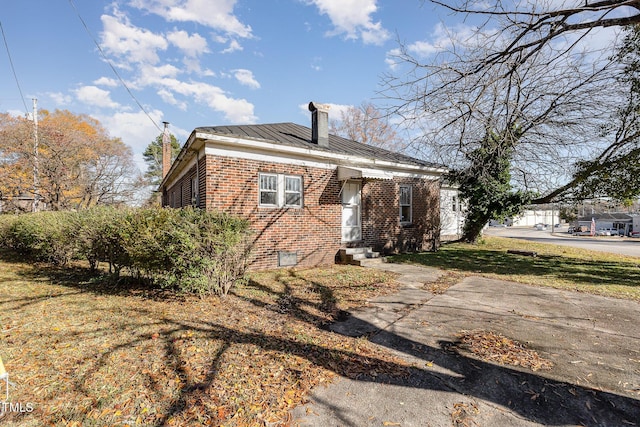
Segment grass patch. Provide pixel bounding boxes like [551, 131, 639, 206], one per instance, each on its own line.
[0, 254, 405, 426]
[392, 236, 640, 300]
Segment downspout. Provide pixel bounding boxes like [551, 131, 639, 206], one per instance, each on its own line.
[188, 148, 201, 208]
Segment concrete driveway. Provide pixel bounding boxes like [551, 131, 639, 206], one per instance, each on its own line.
[291, 263, 640, 426]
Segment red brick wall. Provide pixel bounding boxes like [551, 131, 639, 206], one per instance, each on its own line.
[361, 177, 440, 254]
[164, 153, 441, 270]
[163, 163, 199, 209]
[203, 155, 342, 270]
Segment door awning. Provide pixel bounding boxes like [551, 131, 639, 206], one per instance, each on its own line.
[337, 166, 394, 180]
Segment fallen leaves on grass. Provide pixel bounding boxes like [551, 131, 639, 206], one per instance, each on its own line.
[0, 259, 407, 426]
[453, 330, 554, 372]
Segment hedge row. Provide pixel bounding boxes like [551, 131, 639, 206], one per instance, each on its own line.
[0, 207, 251, 295]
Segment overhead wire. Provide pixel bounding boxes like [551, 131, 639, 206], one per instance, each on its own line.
[0, 20, 29, 115]
[67, 0, 163, 133]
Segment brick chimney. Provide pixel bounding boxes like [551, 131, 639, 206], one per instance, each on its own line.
[308, 102, 330, 147]
[162, 121, 171, 179]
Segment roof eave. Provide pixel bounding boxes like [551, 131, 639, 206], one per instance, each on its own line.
[196, 130, 448, 176]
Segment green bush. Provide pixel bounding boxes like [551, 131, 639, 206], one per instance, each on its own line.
[0, 207, 251, 296]
[0, 215, 18, 248]
[122, 207, 250, 296]
[1, 211, 76, 265]
[72, 206, 130, 273]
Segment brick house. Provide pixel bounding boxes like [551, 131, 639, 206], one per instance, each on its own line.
[159, 102, 447, 270]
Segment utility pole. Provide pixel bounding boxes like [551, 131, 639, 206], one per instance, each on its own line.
[32, 98, 39, 212]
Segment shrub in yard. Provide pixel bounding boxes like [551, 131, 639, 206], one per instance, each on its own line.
[0, 215, 18, 248]
[72, 206, 131, 273]
[0, 206, 251, 296]
[122, 207, 251, 296]
[1, 211, 76, 265]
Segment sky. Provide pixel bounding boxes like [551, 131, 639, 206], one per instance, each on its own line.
[0, 0, 452, 171]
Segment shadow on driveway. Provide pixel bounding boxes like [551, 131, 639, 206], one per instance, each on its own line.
[292, 269, 640, 426]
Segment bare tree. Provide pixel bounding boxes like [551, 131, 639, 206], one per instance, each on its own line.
[427, 0, 640, 67]
[330, 102, 405, 152]
[381, 2, 640, 240]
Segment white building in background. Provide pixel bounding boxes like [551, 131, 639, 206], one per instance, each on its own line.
[510, 208, 560, 227]
[440, 185, 465, 240]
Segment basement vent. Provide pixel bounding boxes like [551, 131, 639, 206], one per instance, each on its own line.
[278, 251, 298, 267]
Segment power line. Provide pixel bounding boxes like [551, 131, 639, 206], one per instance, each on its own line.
[67, 0, 163, 133]
[0, 20, 29, 115]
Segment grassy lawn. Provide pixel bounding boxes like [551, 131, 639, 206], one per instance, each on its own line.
[3, 237, 639, 426]
[392, 236, 640, 301]
[0, 254, 406, 426]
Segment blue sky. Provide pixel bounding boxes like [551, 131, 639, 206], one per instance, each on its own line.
[0, 0, 451, 169]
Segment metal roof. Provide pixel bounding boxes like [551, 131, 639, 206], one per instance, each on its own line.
[577, 213, 634, 221]
[195, 122, 444, 169]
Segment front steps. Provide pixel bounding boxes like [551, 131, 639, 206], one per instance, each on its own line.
[336, 247, 383, 266]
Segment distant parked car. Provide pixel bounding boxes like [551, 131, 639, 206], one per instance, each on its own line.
[535, 223, 547, 230]
[595, 228, 623, 236]
[631, 231, 640, 238]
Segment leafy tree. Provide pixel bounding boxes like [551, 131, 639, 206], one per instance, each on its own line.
[450, 129, 533, 242]
[0, 110, 138, 211]
[330, 102, 405, 152]
[142, 133, 181, 186]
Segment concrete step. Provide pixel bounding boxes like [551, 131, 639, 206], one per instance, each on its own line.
[337, 247, 381, 265]
[353, 257, 386, 267]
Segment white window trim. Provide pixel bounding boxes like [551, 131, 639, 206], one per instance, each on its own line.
[259, 173, 303, 208]
[399, 184, 413, 224]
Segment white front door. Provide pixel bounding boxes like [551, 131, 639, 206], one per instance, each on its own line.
[341, 181, 362, 242]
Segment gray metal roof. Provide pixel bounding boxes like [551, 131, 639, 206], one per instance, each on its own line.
[195, 122, 444, 169]
[577, 213, 634, 222]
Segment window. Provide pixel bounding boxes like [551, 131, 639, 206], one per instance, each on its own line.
[399, 185, 412, 224]
[259, 173, 302, 208]
[285, 176, 302, 206]
[259, 174, 278, 206]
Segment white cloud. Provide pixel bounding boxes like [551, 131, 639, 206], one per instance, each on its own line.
[167, 29, 209, 57]
[138, 63, 182, 83]
[155, 78, 256, 123]
[232, 69, 260, 89]
[221, 39, 243, 54]
[408, 22, 480, 58]
[130, 0, 253, 39]
[182, 57, 216, 75]
[384, 22, 488, 69]
[47, 92, 73, 106]
[307, 0, 390, 45]
[100, 11, 168, 65]
[97, 109, 167, 157]
[75, 86, 121, 109]
[156, 88, 186, 110]
[93, 77, 119, 87]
